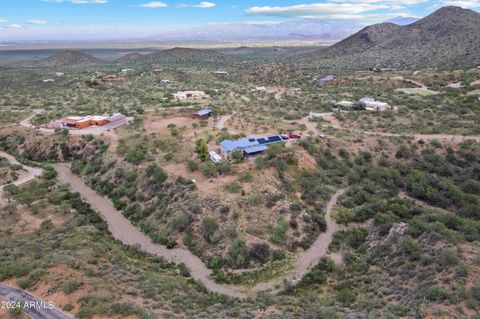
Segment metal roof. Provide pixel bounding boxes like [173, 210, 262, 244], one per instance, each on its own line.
[220, 135, 284, 153]
[244, 145, 268, 154]
[196, 109, 213, 116]
[220, 138, 259, 152]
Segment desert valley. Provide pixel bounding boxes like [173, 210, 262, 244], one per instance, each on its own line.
[0, 4, 480, 319]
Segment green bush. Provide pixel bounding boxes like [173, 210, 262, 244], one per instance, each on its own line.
[201, 217, 219, 244]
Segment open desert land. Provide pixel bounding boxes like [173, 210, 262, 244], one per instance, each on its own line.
[1, 5, 480, 319]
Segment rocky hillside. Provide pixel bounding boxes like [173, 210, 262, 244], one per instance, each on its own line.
[38, 50, 102, 67]
[116, 52, 144, 62]
[141, 47, 228, 64]
[299, 6, 480, 70]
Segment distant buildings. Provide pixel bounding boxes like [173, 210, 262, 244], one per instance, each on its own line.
[214, 70, 228, 75]
[174, 91, 208, 100]
[252, 86, 268, 94]
[371, 67, 397, 73]
[195, 109, 213, 119]
[55, 72, 64, 77]
[160, 79, 173, 84]
[336, 100, 355, 108]
[313, 75, 336, 84]
[121, 68, 134, 74]
[102, 74, 127, 81]
[43, 79, 54, 83]
[446, 82, 464, 89]
[220, 135, 285, 159]
[359, 97, 391, 112]
[62, 113, 127, 130]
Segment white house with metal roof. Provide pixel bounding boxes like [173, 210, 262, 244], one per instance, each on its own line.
[220, 135, 285, 159]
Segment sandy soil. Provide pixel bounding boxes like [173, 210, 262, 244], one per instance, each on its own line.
[329, 252, 345, 267]
[163, 162, 237, 195]
[144, 115, 200, 133]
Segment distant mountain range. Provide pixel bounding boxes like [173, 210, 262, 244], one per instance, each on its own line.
[147, 20, 364, 42]
[387, 16, 419, 25]
[38, 50, 102, 66]
[29, 6, 480, 71]
[33, 47, 227, 66]
[299, 6, 480, 70]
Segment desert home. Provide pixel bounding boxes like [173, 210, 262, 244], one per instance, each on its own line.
[62, 113, 127, 129]
[313, 75, 336, 84]
[359, 97, 391, 112]
[194, 109, 213, 119]
[252, 86, 268, 94]
[173, 91, 208, 100]
[220, 135, 286, 159]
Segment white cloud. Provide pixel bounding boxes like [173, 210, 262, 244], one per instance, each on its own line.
[27, 20, 49, 25]
[247, 3, 392, 18]
[438, 0, 480, 7]
[329, 0, 427, 4]
[0, 19, 8, 23]
[4, 24, 23, 29]
[42, 0, 108, 4]
[179, 1, 215, 8]
[140, 1, 168, 8]
[195, 1, 215, 8]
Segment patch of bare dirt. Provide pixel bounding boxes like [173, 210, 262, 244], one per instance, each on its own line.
[329, 252, 345, 267]
[163, 162, 237, 195]
[144, 115, 207, 133]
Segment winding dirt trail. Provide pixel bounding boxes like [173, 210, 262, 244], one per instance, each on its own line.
[298, 115, 480, 143]
[0, 148, 345, 298]
[0, 151, 42, 193]
[215, 113, 236, 130]
[53, 163, 345, 298]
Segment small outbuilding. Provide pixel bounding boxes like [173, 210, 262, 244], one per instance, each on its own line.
[195, 109, 213, 118]
[313, 75, 336, 84]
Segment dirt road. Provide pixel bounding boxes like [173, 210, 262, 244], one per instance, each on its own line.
[299, 115, 480, 143]
[0, 148, 346, 298]
[215, 113, 236, 130]
[250, 188, 346, 293]
[0, 151, 42, 193]
[53, 163, 246, 298]
[53, 163, 346, 298]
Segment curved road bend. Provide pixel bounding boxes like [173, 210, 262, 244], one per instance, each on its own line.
[300, 116, 480, 143]
[0, 151, 42, 193]
[54, 163, 346, 298]
[0, 154, 73, 319]
[0, 285, 74, 319]
[54, 163, 246, 298]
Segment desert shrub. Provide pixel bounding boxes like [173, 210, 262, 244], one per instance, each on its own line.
[227, 239, 249, 268]
[195, 139, 209, 161]
[336, 287, 356, 306]
[186, 159, 199, 171]
[336, 208, 355, 224]
[238, 171, 253, 182]
[270, 218, 288, 244]
[125, 144, 147, 164]
[224, 183, 240, 197]
[201, 217, 219, 244]
[248, 243, 271, 264]
[425, 286, 448, 301]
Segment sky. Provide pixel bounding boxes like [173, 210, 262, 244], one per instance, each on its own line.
[0, 0, 479, 41]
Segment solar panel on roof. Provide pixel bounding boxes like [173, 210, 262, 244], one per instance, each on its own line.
[248, 138, 256, 142]
[267, 136, 281, 142]
[257, 138, 267, 144]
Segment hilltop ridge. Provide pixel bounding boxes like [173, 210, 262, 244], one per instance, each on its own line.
[299, 6, 480, 70]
